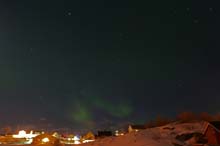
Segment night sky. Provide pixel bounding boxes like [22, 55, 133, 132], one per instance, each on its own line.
[0, 0, 220, 131]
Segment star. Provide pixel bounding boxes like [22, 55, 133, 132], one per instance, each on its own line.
[67, 12, 72, 16]
[193, 19, 199, 23]
[25, 48, 33, 56]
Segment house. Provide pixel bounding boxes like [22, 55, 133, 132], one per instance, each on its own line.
[190, 121, 220, 146]
[128, 125, 146, 133]
[32, 133, 61, 146]
[82, 131, 95, 140]
[201, 121, 220, 145]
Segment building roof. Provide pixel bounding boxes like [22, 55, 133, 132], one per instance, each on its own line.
[209, 121, 220, 130]
[201, 121, 220, 134]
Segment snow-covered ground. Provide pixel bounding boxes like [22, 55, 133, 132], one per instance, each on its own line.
[80, 121, 207, 146]
[0, 121, 208, 146]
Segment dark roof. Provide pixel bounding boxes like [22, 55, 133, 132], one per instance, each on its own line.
[210, 121, 220, 130]
[97, 131, 112, 137]
[130, 125, 146, 129]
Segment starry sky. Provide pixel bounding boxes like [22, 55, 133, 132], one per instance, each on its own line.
[0, 0, 220, 131]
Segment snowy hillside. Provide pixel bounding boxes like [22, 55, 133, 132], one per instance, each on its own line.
[80, 121, 207, 146]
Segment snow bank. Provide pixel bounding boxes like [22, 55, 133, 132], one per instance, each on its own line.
[79, 121, 207, 146]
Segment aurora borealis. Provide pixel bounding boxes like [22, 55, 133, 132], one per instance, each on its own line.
[0, 0, 220, 131]
[67, 96, 133, 128]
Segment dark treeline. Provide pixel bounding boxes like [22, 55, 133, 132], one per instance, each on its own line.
[145, 112, 220, 128]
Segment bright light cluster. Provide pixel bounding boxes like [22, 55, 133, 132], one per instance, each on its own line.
[11, 130, 95, 145]
[13, 130, 39, 139]
[41, 137, 50, 143]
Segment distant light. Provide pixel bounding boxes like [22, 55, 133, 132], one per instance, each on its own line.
[42, 137, 50, 143]
[74, 141, 81, 144]
[12, 130, 26, 138]
[13, 130, 39, 139]
[115, 130, 119, 136]
[25, 139, 33, 144]
[73, 136, 80, 141]
[19, 130, 26, 136]
[115, 130, 124, 136]
[82, 140, 95, 143]
[67, 12, 72, 16]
